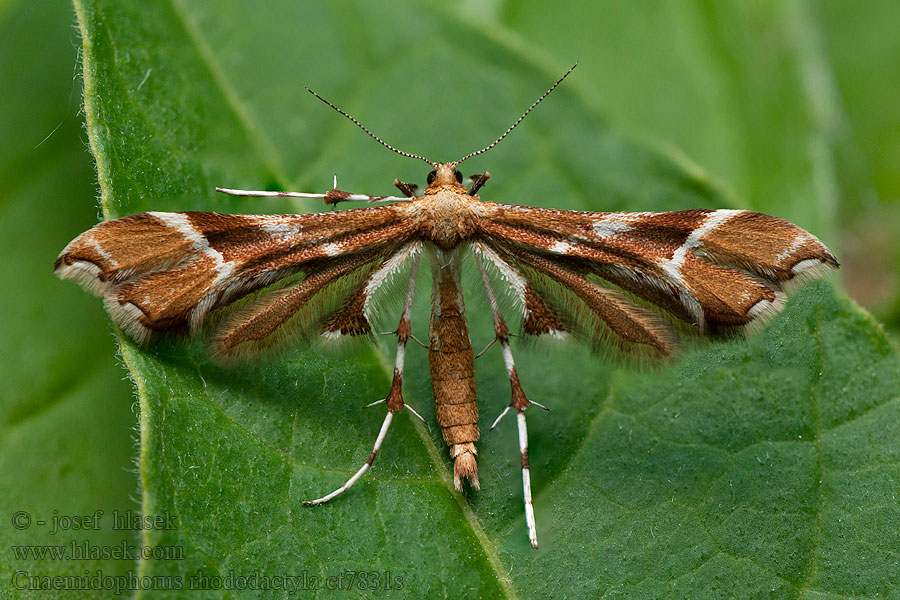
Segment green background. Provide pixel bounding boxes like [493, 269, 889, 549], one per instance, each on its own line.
[2, 0, 899, 598]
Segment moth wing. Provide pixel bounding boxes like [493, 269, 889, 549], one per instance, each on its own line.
[209, 242, 423, 362]
[54, 207, 414, 343]
[480, 205, 837, 332]
[474, 240, 676, 360]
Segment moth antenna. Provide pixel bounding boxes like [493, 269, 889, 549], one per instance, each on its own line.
[305, 86, 435, 167]
[453, 62, 578, 166]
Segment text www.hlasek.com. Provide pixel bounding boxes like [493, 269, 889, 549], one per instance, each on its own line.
[11, 540, 183, 561]
[12, 569, 404, 595]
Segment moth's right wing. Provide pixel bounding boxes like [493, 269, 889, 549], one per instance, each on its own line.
[54, 207, 418, 360]
[475, 204, 838, 359]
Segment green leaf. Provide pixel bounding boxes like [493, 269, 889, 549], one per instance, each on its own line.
[816, 0, 900, 207]
[0, 0, 138, 597]
[66, 0, 900, 598]
[815, 0, 900, 327]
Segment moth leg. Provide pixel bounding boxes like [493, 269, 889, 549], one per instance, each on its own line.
[303, 254, 422, 506]
[215, 186, 411, 206]
[468, 171, 491, 195]
[393, 178, 419, 198]
[474, 337, 497, 359]
[475, 253, 541, 549]
[301, 411, 395, 506]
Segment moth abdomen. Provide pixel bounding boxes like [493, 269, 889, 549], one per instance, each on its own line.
[429, 247, 480, 490]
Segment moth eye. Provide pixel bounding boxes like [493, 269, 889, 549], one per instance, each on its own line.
[427, 170, 436, 185]
[454, 170, 463, 183]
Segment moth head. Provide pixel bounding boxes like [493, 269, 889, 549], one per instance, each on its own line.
[427, 164, 465, 188]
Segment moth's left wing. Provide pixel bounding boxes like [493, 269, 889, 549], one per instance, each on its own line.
[475, 238, 677, 359]
[477, 205, 837, 350]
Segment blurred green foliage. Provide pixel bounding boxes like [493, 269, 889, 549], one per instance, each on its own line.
[0, 0, 139, 597]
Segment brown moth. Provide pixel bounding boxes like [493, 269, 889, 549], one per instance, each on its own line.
[54, 64, 838, 549]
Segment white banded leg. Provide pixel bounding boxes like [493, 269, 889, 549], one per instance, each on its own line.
[302, 412, 394, 506]
[517, 411, 536, 549]
[303, 254, 422, 506]
[216, 185, 412, 206]
[476, 254, 543, 549]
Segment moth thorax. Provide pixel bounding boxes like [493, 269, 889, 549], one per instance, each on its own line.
[417, 190, 481, 249]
